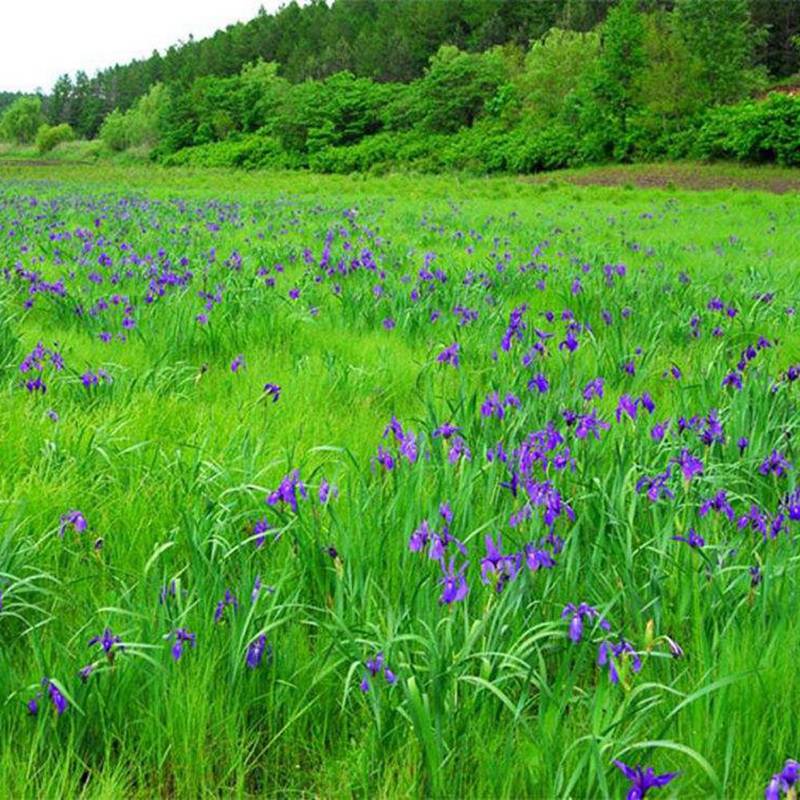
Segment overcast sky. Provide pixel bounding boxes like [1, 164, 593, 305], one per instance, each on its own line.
[1, 1, 286, 93]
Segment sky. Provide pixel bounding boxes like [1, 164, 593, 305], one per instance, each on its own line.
[0, 1, 286, 93]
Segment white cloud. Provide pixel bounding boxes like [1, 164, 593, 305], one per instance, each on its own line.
[1, 0, 286, 93]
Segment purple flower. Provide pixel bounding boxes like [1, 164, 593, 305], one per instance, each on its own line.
[527, 373, 549, 393]
[59, 509, 87, 536]
[231, 354, 245, 373]
[766, 759, 799, 800]
[480, 534, 520, 592]
[433, 421, 460, 439]
[583, 378, 604, 401]
[263, 383, 281, 402]
[266, 469, 307, 513]
[759, 450, 792, 478]
[614, 760, 678, 800]
[615, 395, 638, 423]
[598, 639, 642, 684]
[738, 437, 749, 454]
[672, 449, 704, 482]
[214, 589, 238, 623]
[43, 679, 68, 716]
[246, 633, 270, 669]
[89, 627, 123, 660]
[672, 529, 705, 548]
[722, 371, 742, 391]
[169, 628, 196, 661]
[439, 556, 469, 604]
[361, 651, 397, 692]
[437, 343, 460, 367]
[561, 603, 610, 643]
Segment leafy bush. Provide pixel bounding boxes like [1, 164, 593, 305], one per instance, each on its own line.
[35, 123, 75, 153]
[693, 93, 800, 165]
[0, 96, 44, 143]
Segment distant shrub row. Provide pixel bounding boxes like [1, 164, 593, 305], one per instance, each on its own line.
[161, 93, 800, 174]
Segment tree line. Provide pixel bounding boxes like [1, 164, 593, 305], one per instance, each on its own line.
[2, 0, 800, 171]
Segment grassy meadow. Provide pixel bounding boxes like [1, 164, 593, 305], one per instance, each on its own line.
[1, 163, 799, 798]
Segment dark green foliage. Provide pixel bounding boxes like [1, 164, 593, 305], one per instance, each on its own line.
[692, 92, 800, 166]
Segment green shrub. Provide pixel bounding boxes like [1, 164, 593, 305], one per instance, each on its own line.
[35, 123, 75, 153]
[0, 96, 44, 143]
[693, 93, 800, 165]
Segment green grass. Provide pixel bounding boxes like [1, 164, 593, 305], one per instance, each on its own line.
[0, 163, 798, 798]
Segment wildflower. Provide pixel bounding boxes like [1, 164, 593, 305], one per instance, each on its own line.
[439, 556, 469, 605]
[266, 469, 307, 512]
[673, 449, 704, 482]
[672, 529, 705, 548]
[251, 517, 272, 548]
[615, 394, 638, 423]
[263, 382, 281, 402]
[89, 628, 123, 661]
[574, 410, 610, 441]
[433, 421, 460, 439]
[78, 663, 96, 682]
[59, 509, 87, 536]
[360, 651, 397, 692]
[27, 696, 39, 716]
[613, 761, 678, 800]
[480, 534, 520, 592]
[759, 450, 792, 478]
[583, 378, 604, 401]
[527, 373, 549, 393]
[169, 628, 196, 662]
[437, 342, 460, 367]
[525, 545, 556, 571]
[598, 639, 642, 684]
[737, 437, 749, 454]
[699, 490, 735, 521]
[231, 354, 245, 372]
[214, 589, 238, 623]
[722, 371, 742, 391]
[765, 760, 799, 800]
[246, 633, 270, 669]
[561, 603, 610, 643]
[43, 679, 68, 716]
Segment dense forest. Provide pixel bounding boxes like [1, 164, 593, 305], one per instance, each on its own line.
[2, 0, 800, 172]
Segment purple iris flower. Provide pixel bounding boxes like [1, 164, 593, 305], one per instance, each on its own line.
[759, 450, 792, 478]
[360, 651, 397, 692]
[266, 469, 307, 512]
[439, 556, 469, 604]
[672, 529, 705, 548]
[214, 589, 238, 623]
[673, 449, 704, 482]
[89, 628, 123, 660]
[480, 534, 520, 592]
[231, 354, 245, 373]
[169, 628, 197, 661]
[433, 421, 460, 439]
[437, 343, 460, 367]
[614, 761, 678, 799]
[42, 679, 68, 716]
[562, 603, 611, 642]
[59, 510, 87, 536]
[246, 633, 270, 669]
[765, 759, 799, 800]
[583, 378, 604, 401]
[263, 383, 281, 402]
[598, 639, 642, 684]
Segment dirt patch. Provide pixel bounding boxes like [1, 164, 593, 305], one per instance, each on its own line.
[524, 163, 800, 194]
